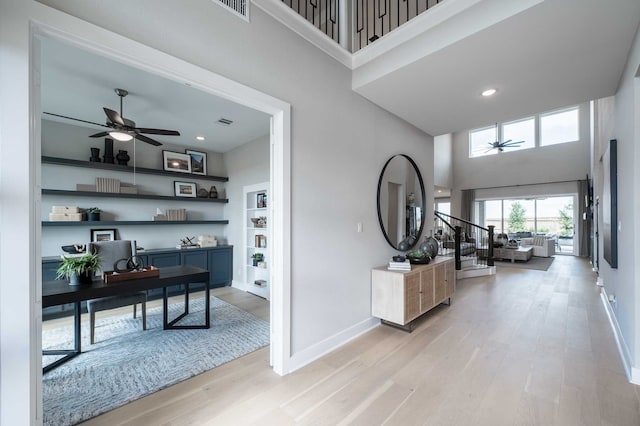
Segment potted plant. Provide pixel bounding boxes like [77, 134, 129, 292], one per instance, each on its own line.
[251, 252, 264, 267]
[56, 253, 100, 285]
[85, 207, 101, 221]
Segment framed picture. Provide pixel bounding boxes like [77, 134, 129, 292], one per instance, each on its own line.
[91, 228, 116, 242]
[257, 192, 266, 208]
[602, 139, 617, 268]
[174, 181, 197, 198]
[186, 149, 207, 175]
[162, 150, 192, 173]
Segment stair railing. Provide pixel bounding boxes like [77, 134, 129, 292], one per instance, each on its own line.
[434, 211, 494, 270]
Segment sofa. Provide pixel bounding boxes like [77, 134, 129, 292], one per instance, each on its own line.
[520, 236, 555, 257]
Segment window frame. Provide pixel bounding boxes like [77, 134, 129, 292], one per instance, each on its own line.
[539, 106, 580, 147]
[468, 105, 581, 158]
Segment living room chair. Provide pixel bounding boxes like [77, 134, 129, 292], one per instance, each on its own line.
[88, 240, 147, 344]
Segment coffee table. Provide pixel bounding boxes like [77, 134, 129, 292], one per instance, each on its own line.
[494, 246, 533, 263]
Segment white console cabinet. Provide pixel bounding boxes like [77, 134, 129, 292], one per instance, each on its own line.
[371, 257, 455, 329]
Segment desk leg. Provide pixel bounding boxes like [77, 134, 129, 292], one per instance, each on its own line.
[164, 282, 210, 330]
[43, 302, 81, 373]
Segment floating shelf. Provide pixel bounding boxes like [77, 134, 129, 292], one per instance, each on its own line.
[42, 156, 229, 182]
[42, 189, 228, 203]
[42, 220, 229, 227]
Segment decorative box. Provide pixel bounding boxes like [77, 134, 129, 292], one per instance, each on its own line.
[51, 206, 80, 213]
[49, 212, 83, 221]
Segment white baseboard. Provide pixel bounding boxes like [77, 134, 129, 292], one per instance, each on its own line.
[600, 289, 639, 385]
[287, 317, 380, 373]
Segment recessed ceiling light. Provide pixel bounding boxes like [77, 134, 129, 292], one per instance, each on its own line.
[196, 136, 205, 141]
[481, 88, 497, 97]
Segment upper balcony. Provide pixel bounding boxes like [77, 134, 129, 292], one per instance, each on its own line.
[253, 0, 640, 136]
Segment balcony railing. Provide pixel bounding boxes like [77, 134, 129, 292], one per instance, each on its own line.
[355, 0, 443, 51]
[280, 0, 444, 52]
[281, 0, 340, 43]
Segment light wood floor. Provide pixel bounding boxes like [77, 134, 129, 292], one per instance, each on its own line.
[54, 256, 640, 425]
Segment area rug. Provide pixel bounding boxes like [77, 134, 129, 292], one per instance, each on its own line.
[494, 256, 555, 271]
[42, 296, 270, 426]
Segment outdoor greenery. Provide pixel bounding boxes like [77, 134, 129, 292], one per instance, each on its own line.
[507, 201, 527, 232]
[559, 204, 574, 236]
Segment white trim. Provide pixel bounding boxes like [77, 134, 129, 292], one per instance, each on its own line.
[288, 318, 380, 373]
[253, 0, 352, 69]
[600, 288, 639, 385]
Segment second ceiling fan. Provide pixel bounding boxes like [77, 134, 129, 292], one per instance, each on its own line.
[485, 123, 525, 153]
[44, 88, 180, 146]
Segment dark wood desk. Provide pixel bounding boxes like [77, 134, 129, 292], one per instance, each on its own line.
[43, 265, 210, 373]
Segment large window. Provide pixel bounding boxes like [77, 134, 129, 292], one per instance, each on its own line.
[469, 105, 581, 157]
[540, 107, 579, 146]
[502, 118, 535, 151]
[474, 196, 577, 254]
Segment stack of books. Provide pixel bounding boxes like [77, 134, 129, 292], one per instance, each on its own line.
[388, 259, 411, 271]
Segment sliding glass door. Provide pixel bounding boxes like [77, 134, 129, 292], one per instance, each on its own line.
[474, 195, 577, 255]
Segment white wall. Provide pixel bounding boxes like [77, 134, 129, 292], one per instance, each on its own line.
[595, 24, 640, 382]
[223, 135, 270, 285]
[0, 3, 435, 422]
[450, 102, 591, 216]
[40, 119, 229, 255]
[434, 133, 453, 188]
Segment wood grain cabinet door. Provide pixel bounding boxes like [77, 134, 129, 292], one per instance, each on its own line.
[404, 271, 421, 323]
[434, 263, 446, 303]
[445, 260, 455, 298]
[420, 268, 435, 313]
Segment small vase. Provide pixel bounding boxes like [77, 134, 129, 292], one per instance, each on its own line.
[90, 147, 101, 162]
[87, 212, 100, 221]
[209, 186, 218, 199]
[103, 138, 115, 164]
[69, 270, 93, 285]
[116, 150, 130, 166]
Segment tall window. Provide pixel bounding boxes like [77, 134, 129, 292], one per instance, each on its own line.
[469, 126, 498, 157]
[502, 118, 535, 150]
[469, 105, 581, 157]
[540, 107, 579, 146]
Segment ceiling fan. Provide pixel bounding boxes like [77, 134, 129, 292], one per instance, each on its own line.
[484, 123, 525, 152]
[43, 88, 180, 146]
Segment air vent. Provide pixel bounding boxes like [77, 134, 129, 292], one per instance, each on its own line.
[217, 118, 234, 125]
[213, 0, 249, 21]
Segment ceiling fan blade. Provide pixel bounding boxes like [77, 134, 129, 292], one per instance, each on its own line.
[135, 128, 181, 136]
[134, 133, 163, 146]
[103, 108, 126, 126]
[43, 112, 109, 128]
[89, 131, 109, 138]
[123, 117, 136, 128]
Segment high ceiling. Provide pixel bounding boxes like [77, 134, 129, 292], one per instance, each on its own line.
[40, 36, 270, 153]
[39, 0, 640, 148]
[353, 0, 640, 136]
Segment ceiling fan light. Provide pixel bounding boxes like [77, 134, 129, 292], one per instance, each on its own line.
[109, 131, 133, 142]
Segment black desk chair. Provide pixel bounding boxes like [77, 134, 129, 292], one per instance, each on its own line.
[88, 240, 147, 344]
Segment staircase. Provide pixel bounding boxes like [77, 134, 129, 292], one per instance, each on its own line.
[434, 211, 496, 279]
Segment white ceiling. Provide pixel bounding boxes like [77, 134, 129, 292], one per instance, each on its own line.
[40, 37, 270, 153]
[353, 0, 640, 136]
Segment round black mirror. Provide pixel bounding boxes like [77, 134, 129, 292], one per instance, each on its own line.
[377, 154, 426, 251]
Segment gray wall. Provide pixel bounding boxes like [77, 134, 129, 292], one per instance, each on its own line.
[434, 134, 453, 189]
[596, 24, 640, 375]
[36, 0, 434, 354]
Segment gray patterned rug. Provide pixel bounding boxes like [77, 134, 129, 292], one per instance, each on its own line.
[42, 296, 270, 426]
